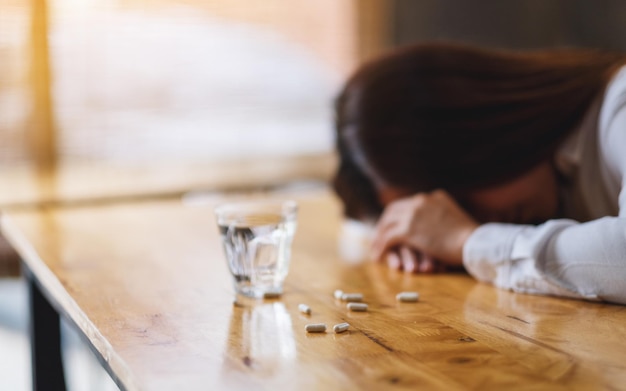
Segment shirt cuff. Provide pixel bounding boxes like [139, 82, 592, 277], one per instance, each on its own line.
[463, 223, 526, 286]
[463, 221, 586, 299]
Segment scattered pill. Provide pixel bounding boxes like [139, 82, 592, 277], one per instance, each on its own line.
[333, 322, 350, 333]
[341, 293, 363, 302]
[298, 304, 312, 315]
[305, 323, 327, 333]
[347, 302, 368, 312]
[396, 291, 419, 302]
[334, 289, 344, 300]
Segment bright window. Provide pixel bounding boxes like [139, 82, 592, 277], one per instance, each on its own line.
[1, 0, 366, 167]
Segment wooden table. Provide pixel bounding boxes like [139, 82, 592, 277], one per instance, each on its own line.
[2, 188, 626, 390]
[0, 154, 333, 276]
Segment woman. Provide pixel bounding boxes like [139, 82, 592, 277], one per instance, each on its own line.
[333, 42, 626, 304]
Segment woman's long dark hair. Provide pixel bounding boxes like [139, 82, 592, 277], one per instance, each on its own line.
[333, 42, 626, 220]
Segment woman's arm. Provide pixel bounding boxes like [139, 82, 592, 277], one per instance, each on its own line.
[371, 191, 626, 304]
[463, 218, 626, 303]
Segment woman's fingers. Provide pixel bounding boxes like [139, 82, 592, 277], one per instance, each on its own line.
[385, 250, 402, 270]
[418, 253, 435, 273]
[371, 201, 412, 258]
[372, 190, 478, 265]
[371, 224, 407, 260]
[399, 246, 418, 273]
[381, 247, 445, 274]
[383, 247, 418, 272]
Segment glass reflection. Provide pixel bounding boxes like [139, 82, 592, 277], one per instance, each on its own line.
[225, 301, 296, 375]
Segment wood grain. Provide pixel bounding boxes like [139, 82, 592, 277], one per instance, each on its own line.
[2, 188, 626, 390]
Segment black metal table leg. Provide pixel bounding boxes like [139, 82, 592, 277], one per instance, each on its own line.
[27, 274, 67, 391]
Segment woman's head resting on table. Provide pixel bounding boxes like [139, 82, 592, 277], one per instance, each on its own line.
[333, 41, 626, 225]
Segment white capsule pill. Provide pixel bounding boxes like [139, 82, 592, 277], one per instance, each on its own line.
[334, 289, 344, 300]
[305, 323, 327, 333]
[298, 303, 311, 315]
[333, 322, 350, 333]
[396, 291, 419, 302]
[347, 302, 368, 312]
[341, 293, 363, 302]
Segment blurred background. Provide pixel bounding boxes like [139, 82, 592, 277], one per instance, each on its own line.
[2, 0, 626, 389]
[0, 0, 386, 207]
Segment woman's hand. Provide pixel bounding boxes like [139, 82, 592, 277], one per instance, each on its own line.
[383, 245, 445, 273]
[371, 190, 479, 267]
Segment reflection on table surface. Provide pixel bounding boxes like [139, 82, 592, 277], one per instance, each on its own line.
[2, 187, 625, 390]
[225, 302, 296, 377]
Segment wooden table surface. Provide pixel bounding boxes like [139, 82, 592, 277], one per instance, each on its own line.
[2, 188, 626, 390]
[0, 154, 332, 277]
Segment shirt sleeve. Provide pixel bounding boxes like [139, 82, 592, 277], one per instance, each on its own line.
[463, 74, 626, 305]
[463, 221, 593, 300]
[464, 215, 626, 304]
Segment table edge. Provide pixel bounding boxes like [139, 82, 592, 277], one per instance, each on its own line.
[1, 213, 140, 391]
